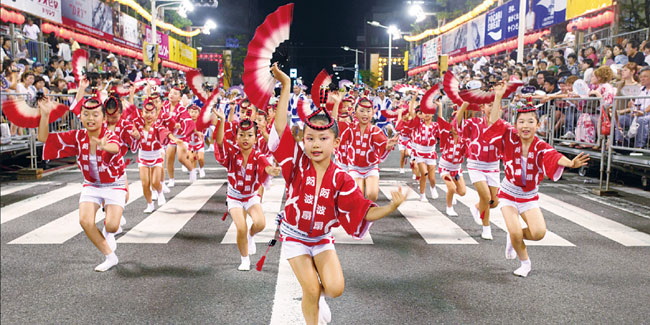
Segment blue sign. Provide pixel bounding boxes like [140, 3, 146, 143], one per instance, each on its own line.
[532, 0, 566, 30]
[225, 38, 239, 48]
[504, 0, 522, 40]
[485, 5, 505, 45]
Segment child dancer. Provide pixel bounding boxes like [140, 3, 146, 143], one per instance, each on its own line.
[408, 95, 440, 201]
[214, 108, 281, 271]
[456, 102, 502, 240]
[270, 64, 406, 325]
[342, 97, 398, 201]
[37, 97, 125, 272]
[437, 104, 469, 217]
[187, 104, 207, 178]
[164, 86, 197, 187]
[483, 85, 589, 277]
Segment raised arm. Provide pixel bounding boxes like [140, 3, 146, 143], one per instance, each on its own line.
[364, 186, 407, 221]
[37, 98, 53, 142]
[489, 83, 506, 125]
[213, 106, 226, 146]
[456, 101, 469, 128]
[272, 63, 291, 136]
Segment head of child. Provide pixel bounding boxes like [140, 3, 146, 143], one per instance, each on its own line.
[355, 98, 374, 125]
[187, 104, 200, 121]
[303, 112, 340, 164]
[169, 87, 182, 104]
[103, 96, 122, 126]
[255, 108, 267, 127]
[142, 102, 157, 124]
[266, 104, 276, 122]
[81, 99, 105, 132]
[239, 99, 257, 121]
[236, 119, 257, 151]
[419, 106, 433, 123]
[515, 106, 539, 141]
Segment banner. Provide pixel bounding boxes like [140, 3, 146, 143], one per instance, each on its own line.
[422, 37, 440, 65]
[168, 36, 197, 68]
[62, 0, 113, 39]
[442, 24, 467, 55]
[485, 4, 506, 45]
[5, 0, 62, 23]
[504, 0, 522, 40]
[145, 26, 169, 60]
[467, 14, 486, 51]
[532, 0, 566, 31]
[566, 0, 612, 20]
[113, 12, 140, 48]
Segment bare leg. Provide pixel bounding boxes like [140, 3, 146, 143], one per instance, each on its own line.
[288, 255, 321, 325]
[364, 175, 379, 201]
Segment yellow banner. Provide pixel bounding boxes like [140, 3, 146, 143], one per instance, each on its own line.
[404, 51, 409, 71]
[566, 0, 613, 20]
[168, 36, 197, 68]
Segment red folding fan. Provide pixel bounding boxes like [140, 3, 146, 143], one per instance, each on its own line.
[311, 69, 331, 107]
[71, 49, 88, 82]
[243, 3, 294, 110]
[296, 98, 317, 123]
[186, 69, 208, 103]
[394, 84, 424, 94]
[134, 78, 161, 93]
[420, 84, 440, 115]
[443, 71, 480, 111]
[380, 109, 400, 120]
[195, 89, 221, 132]
[458, 80, 524, 104]
[2, 99, 69, 128]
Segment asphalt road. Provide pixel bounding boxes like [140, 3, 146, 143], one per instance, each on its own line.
[1, 149, 649, 324]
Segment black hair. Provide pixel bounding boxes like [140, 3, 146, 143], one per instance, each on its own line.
[583, 58, 594, 68]
[628, 40, 639, 50]
[515, 109, 539, 122]
[544, 75, 557, 86]
[103, 97, 122, 114]
[567, 53, 577, 60]
[306, 114, 339, 138]
[82, 98, 105, 115]
[554, 56, 565, 65]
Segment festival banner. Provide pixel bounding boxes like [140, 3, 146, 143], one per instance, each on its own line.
[467, 14, 486, 51]
[566, 0, 612, 20]
[422, 36, 440, 65]
[145, 26, 169, 60]
[532, 0, 567, 31]
[3, 0, 62, 23]
[485, 4, 506, 45]
[62, 0, 113, 39]
[503, 0, 522, 40]
[442, 24, 467, 55]
[113, 12, 140, 48]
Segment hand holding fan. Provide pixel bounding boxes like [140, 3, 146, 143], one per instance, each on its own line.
[2, 97, 69, 128]
[71, 49, 88, 82]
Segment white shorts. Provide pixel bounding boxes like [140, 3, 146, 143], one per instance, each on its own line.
[398, 143, 406, 151]
[138, 162, 163, 168]
[468, 169, 501, 188]
[227, 195, 261, 211]
[499, 198, 539, 214]
[347, 166, 379, 179]
[79, 186, 127, 208]
[414, 156, 437, 166]
[282, 240, 336, 260]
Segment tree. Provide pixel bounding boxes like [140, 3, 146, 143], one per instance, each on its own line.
[619, 0, 650, 32]
[359, 70, 379, 88]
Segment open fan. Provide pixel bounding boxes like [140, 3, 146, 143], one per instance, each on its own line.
[394, 84, 424, 94]
[443, 71, 481, 111]
[195, 89, 221, 132]
[338, 79, 353, 89]
[110, 84, 131, 97]
[296, 98, 317, 122]
[458, 80, 523, 104]
[311, 69, 332, 107]
[380, 109, 400, 120]
[420, 84, 440, 115]
[186, 70, 208, 103]
[71, 49, 88, 82]
[2, 99, 69, 128]
[243, 3, 294, 110]
[134, 78, 161, 93]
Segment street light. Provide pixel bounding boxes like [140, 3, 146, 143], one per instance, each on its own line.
[367, 21, 402, 87]
[178, 0, 194, 18]
[408, 3, 435, 23]
[341, 46, 364, 85]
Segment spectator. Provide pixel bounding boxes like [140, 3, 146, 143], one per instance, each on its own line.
[46, 32, 58, 56]
[614, 63, 641, 145]
[1, 37, 13, 62]
[582, 58, 595, 85]
[567, 53, 580, 76]
[45, 66, 56, 84]
[16, 71, 35, 100]
[57, 37, 72, 62]
[33, 62, 45, 78]
[586, 46, 598, 63]
[63, 61, 74, 81]
[643, 42, 650, 66]
[629, 67, 650, 149]
[601, 45, 615, 66]
[626, 40, 646, 66]
[33, 75, 49, 95]
[613, 44, 629, 65]
[22, 18, 41, 60]
[563, 26, 577, 47]
[70, 37, 80, 52]
[590, 34, 602, 53]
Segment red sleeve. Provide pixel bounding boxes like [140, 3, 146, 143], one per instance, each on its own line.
[539, 141, 565, 181]
[335, 172, 376, 239]
[255, 152, 272, 186]
[371, 126, 390, 160]
[101, 131, 123, 162]
[71, 99, 83, 117]
[43, 130, 79, 160]
[480, 119, 512, 152]
[177, 111, 196, 138]
[271, 125, 300, 184]
[120, 120, 139, 153]
[437, 117, 451, 131]
[215, 138, 234, 167]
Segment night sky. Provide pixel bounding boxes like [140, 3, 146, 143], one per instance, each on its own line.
[188, 0, 415, 85]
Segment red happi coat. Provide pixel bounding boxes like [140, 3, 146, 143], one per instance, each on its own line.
[270, 126, 376, 246]
[461, 116, 501, 172]
[164, 103, 195, 143]
[106, 118, 138, 157]
[482, 120, 565, 202]
[437, 118, 468, 169]
[43, 128, 125, 184]
[339, 121, 390, 168]
[215, 137, 271, 201]
[409, 118, 440, 160]
[395, 117, 417, 148]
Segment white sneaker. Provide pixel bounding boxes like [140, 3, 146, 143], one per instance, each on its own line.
[162, 182, 171, 193]
[319, 293, 332, 323]
[199, 168, 206, 178]
[144, 202, 155, 213]
[247, 233, 256, 255]
[446, 206, 458, 217]
[429, 186, 439, 199]
[157, 191, 166, 206]
[419, 193, 427, 202]
[94, 253, 118, 272]
[115, 217, 126, 235]
[102, 227, 117, 252]
[400, 168, 405, 174]
[470, 205, 482, 225]
[505, 233, 517, 260]
[412, 174, 417, 180]
[189, 169, 197, 183]
[167, 179, 175, 188]
[481, 227, 493, 240]
[513, 260, 531, 277]
[182, 165, 188, 172]
[151, 189, 158, 200]
[238, 256, 250, 271]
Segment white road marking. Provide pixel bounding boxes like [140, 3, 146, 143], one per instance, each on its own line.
[9, 181, 144, 244]
[0, 181, 56, 196]
[539, 193, 650, 246]
[1, 183, 83, 224]
[118, 179, 223, 243]
[269, 246, 305, 325]
[381, 185, 477, 244]
[438, 185, 575, 246]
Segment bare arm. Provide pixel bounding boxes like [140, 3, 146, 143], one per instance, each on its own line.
[37, 98, 52, 142]
[213, 107, 226, 146]
[489, 83, 506, 125]
[364, 186, 407, 221]
[456, 101, 469, 128]
[558, 152, 590, 168]
[272, 63, 291, 136]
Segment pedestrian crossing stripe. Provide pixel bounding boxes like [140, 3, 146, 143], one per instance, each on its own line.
[1, 183, 83, 224]
[0, 181, 56, 196]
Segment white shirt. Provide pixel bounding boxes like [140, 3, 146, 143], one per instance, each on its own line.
[633, 86, 650, 114]
[583, 68, 594, 85]
[23, 24, 41, 41]
[563, 32, 575, 46]
[58, 43, 72, 61]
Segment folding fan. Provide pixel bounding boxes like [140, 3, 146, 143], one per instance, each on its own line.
[243, 3, 294, 110]
[394, 84, 424, 94]
[296, 98, 317, 122]
[195, 89, 221, 132]
[134, 78, 161, 93]
[458, 80, 524, 104]
[420, 84, 440, 115]
[338, 79, 353, 89]
[71, 49, 88, 82]
[2, 99, 69, 128]
[443, 71, 480, 111]
[380, 109, 400, 120]
[186, 70, 208, 103]
[311, 69, 332, 107]
[111, 84, 131, 97]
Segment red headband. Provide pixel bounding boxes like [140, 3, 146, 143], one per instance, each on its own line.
[319, 86, 329, 108]
[187, 104, 200, 111]
[518, 97, 537, 113]
[357, 97, 373, 109]
[104, 96, 121, 116]
[305, 106, 335, 131]
[143, 102, 156, 111]
[83, 99, 102, 110]
[238, 119, 256, 131]
[149, 93, 160, 100]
